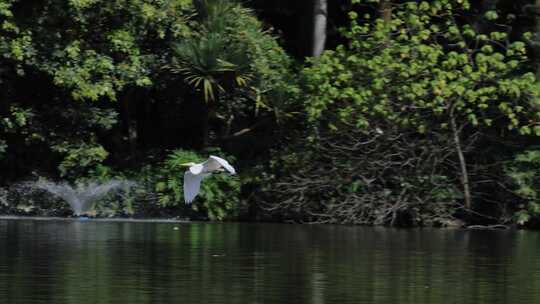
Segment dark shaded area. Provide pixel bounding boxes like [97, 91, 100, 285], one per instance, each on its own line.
[245, 0, 351, 59]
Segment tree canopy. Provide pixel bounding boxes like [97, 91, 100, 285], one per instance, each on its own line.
[1, 0, 540, 227]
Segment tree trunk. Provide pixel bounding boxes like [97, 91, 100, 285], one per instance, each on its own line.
[312, 0, 327, 57]
[380, 0, 392, 25]
[379, 0, 392, 46]
[449, 108, 472, 209]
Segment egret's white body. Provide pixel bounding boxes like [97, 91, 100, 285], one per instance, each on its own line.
[182, 155, 236, 203]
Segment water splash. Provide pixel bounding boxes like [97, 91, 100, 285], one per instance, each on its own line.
[35, 180, 135, 216]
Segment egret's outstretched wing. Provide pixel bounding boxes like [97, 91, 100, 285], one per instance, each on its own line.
[207, 155, 236, 174]
[183, 171, 204, 204]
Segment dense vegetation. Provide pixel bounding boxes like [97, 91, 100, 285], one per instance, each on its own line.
[1, 0, 539, 227]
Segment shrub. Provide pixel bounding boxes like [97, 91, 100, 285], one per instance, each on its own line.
[506, 149, 540, 225]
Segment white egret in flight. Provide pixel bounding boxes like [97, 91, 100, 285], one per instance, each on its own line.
[181, 155, 236, 204]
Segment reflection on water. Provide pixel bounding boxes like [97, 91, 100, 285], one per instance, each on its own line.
[0, 220, 539, 304]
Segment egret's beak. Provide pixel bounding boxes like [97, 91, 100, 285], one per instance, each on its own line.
[180, 163, 194, 167]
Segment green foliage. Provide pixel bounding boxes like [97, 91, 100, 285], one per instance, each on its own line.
[172, 0, 252, 103]
[0, 105, 34, 158]
[289, 0, 540, 220]
[0, 0, 195, 181]
[172, 32, 250, 102]
[229, 3, 298, 118]
[0, 0, 292, 222]
[152, 149, 240, 220]
[171, 0, 295, 123]
[0, 0, 194, 101]
[5, 0, 538, 227]
[506, 149, 540, 225]
[54, 142, 109, 178]
[303, 0, 539, 135]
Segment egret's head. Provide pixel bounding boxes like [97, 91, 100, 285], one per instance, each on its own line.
[180, 162, 197, 167]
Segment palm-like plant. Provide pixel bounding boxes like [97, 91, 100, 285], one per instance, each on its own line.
[173, 34, 229, 102]
[171, 0, 251, 103]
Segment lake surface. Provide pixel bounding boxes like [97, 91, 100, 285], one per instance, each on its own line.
[0, 220, 540, 304]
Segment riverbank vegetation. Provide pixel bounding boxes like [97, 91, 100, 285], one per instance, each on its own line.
[1, 0, 539, 227]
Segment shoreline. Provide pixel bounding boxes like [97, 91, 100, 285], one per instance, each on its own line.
[0, 215, 517, 230]
[0, 215, 190, 223]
